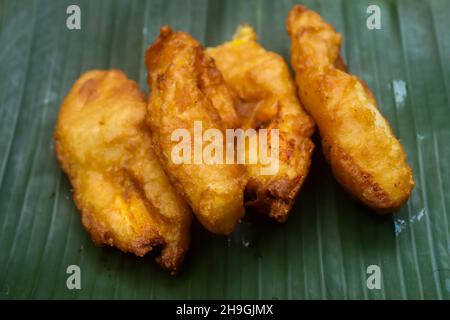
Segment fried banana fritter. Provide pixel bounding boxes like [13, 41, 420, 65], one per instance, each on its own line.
[287, 5, 414, 212]
[146, 27, 247, 235]
[55, 70, 191, 273]
[207, 26, 315, 222]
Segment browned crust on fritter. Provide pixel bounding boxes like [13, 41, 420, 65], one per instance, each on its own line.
[324, 142, 409, 212]
[207, 26, 315, 222]
[55, 124, 168, 261]
[55, 70, 191, 273]
[145, 27, 247, 234]
[286, 5, 415, 213]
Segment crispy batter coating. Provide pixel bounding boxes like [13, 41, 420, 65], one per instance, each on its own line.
[207, 26, 315, 222]
[145, 27, 247, 234]
[55, 70, 191, 273]
[287, 5, 414, 212]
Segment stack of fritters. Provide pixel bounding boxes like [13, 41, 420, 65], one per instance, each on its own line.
[55, 5, 414, 273]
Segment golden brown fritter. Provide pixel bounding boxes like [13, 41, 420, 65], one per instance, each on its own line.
[287, 5, 414, 212]
[145, 27, 247, 235]
[207, 26, 315, 222]
[55, 70, 191, 273]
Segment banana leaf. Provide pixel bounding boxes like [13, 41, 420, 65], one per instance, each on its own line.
[0, 0, 449, 299]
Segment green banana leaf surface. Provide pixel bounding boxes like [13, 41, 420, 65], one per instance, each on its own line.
[1, 0, 450, 299]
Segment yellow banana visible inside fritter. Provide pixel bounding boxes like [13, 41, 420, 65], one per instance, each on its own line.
[207, 25, 315, 222]
[145, 27, 247, 234]
[55, 70, 191, 273]
[286, 5, 414, 212]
